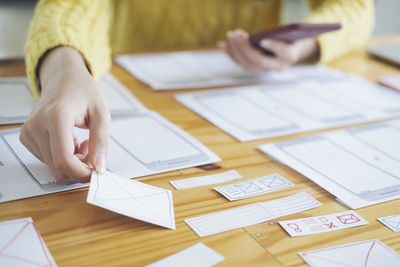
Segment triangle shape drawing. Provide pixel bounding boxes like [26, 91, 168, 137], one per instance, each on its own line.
[87, 171, 175, 229]
[0, 217, 56, 267]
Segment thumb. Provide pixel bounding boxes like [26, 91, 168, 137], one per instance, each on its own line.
[88, 106, 110, 173]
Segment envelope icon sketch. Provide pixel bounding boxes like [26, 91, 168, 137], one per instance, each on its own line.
[236, 183, 262, 193]
[0, 217, 57, 267]
[87, 171, 175, 229]
[300, 239, 400, 267]
[337, 214, 361, 224]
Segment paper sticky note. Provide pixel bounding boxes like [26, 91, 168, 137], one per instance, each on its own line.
[185, 192, 321, 237]
[169, 170, 242, 189]
[279, 210, 368, 237]
[213, 173, 293, 201]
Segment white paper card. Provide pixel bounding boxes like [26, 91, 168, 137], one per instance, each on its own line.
[169, 170, 242, 189]
[116, 50, 342, 90]
[378, 214, 400, 232]
[299, 239, 400, 267]
[0, 217, 57, 267]
[185, 203, 274, 237]
[146, 243, 224, 267]
[176, 77, 400, 141]
[213, 173, 293, 201]
[259, 120, 400, 209]
[185, 192, 321, 237]
[87, 171, 175, 229]
[279, 210, 368, 237]
[259, 192, 322, 218]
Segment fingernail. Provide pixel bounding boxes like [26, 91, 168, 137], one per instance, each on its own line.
[94, 153, 106, 173]
[261, 40, 271, 47]
[227, 30, 233, 37]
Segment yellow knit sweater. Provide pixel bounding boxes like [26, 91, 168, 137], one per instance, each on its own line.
[25, 0, 374, 98]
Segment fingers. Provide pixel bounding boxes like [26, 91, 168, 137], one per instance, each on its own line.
[223, 29, 292, 71]
[47, 110, 92, 183]
[88, 102, 110, 173]
[260, 39, 300, 65]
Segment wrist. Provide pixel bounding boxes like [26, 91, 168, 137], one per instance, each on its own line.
[38, 46, 89, 94]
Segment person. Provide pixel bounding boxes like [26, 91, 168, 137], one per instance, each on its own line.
[22, 0, 374, 183]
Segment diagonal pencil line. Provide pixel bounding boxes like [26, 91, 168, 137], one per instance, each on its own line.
[95, 174, 170, 225]
[32, 222, 55, 266]
[0, 252, 50, 267]
[0, 222, 29, 253]
[364, 241, 375, 267]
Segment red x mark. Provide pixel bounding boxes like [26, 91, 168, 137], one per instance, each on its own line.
[323, 222, 337, 229]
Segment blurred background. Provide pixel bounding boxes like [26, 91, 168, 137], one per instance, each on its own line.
[0, 0, 399, 60]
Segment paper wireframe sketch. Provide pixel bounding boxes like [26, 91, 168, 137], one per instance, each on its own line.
[185, 192, 321, 237]
[116, 50, 342, 90]
[0, 73, 145, 125]
[378, 214, 400, 232]
[259, 120, 400, 209]
[87, 171, 175, 229]
[213, 173, 293, 201]
[279, 210, 368, 237]
[169, 170, 242, 189]
[299, 239, 400, 267]
[0, 77, 35, 125]
[0, 111, 219, 203]
[146, 243, 224, 267]
[175, 77, 400, 142]
[0, 217, 57, 267]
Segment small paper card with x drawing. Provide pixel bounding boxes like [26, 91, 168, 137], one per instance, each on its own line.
[87, 171, 175, 229]
[213, 173, 293, 201]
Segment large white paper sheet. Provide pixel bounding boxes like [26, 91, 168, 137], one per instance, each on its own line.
[176, 77, 400, 141]
[0, 77, 35, 125]
[116, 50, 342, 90]
[0, 112, 219, 203]
[169, 170, 242, 189]
[146, 243, 224, 267]
[259, 120, 400, 209]
[87, 171, 175, 229]
[0, 217, 57, 267]
[185, 192, 321, 237]
[299, 239, 400, 267]
[0, 73, 146, 125]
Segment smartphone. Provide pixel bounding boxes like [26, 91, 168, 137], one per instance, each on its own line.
[249, 23, 342, 54]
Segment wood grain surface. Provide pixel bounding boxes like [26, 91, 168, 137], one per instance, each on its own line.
[0, 36, 399, 266]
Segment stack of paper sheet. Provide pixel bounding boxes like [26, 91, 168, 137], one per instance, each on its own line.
[259, 120, 400, 209]
[0, 73, 146, 125]
[115, 50, 342, 90]
[176, 76, 400, 141]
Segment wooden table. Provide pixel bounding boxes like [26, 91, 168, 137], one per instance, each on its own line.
[1, 36, 400, 266]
